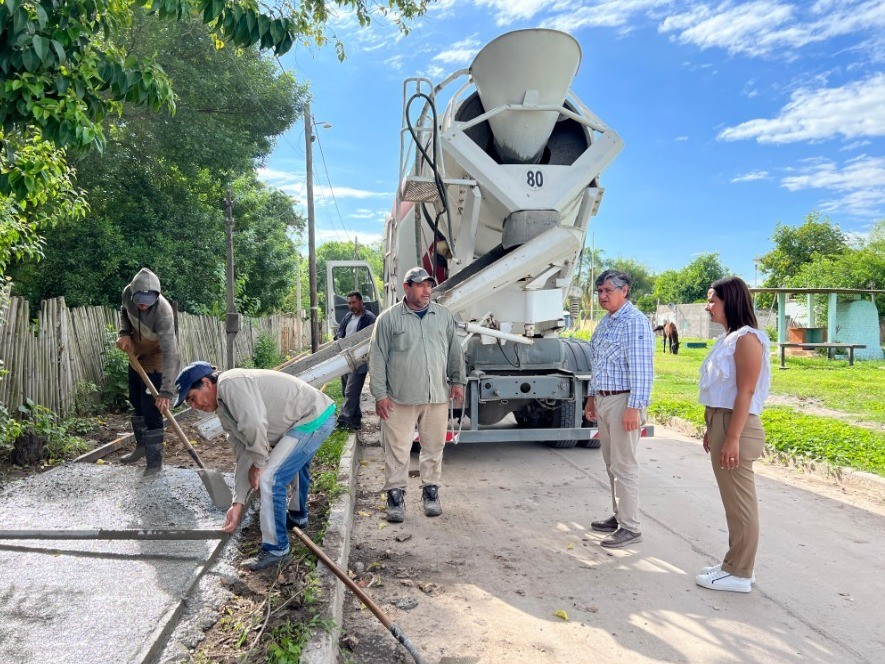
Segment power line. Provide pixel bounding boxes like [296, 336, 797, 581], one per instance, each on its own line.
[312, 129, 351, 243]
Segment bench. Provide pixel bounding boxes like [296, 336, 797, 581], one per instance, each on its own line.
[777, 342, 867, 369]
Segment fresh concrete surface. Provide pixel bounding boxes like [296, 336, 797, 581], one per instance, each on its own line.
[0, 463, 229, 664]
[338, 423, 885, 664]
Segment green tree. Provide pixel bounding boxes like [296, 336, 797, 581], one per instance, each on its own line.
[230, 174, 304, 316]
[607, 257, 655, 313]
[786, 219, 885, 317]
[9, 14, 302, 311]
[758, 212, 848, 287]
[652, 253, 728, 304]
[1, 0, 430, 273]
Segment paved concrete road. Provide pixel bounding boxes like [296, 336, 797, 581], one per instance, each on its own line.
[342, 425, 885, 664]
[0, 464, 230, 664]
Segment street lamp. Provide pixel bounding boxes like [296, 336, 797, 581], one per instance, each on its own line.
[304, 101, 331, 353]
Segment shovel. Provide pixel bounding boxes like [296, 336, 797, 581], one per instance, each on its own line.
[126, 352, 233, 509]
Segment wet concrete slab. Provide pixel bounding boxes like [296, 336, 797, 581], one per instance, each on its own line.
[0, 463, 231, 664]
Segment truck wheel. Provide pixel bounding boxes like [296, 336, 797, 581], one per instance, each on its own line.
[545, 400, 577, 449]
[577, 416, 601, 448]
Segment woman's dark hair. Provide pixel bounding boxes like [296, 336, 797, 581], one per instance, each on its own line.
[710, 276, 757, 332]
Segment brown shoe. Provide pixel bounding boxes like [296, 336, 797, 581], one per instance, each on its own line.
[591, 515, 618, 532]
[601, 528, 642, 548]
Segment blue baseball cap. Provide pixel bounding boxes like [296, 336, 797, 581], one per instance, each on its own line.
[174, 361, 215, 407]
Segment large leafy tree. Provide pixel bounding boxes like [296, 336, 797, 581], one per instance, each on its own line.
[229, 173, 304, 317]
[607, 257, 655, 313]
[9, 13, 303, 311]
[0, 0, 430, 272]
[652, 253, 728, 304]
[757, 212, 848, 287]
[786, 219, 885, 317]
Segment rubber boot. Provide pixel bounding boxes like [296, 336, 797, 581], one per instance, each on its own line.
[120, 415, 147, 464]
[143, 428, 164, 477]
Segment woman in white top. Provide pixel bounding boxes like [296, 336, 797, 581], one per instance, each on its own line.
[696, 276, 771, 593]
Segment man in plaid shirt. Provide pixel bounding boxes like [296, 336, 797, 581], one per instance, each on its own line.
[583, 269, 654, 548]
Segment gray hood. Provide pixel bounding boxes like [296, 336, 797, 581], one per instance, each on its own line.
[128, 268, 162, 295]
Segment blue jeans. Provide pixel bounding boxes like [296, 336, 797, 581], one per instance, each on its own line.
[258, 416, 335, 553]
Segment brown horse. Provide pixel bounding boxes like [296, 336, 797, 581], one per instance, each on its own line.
[654, 322, 680, 354]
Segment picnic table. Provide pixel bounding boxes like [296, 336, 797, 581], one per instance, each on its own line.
[777, 342, 866, 369]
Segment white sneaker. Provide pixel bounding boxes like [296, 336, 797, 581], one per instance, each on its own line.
[700, 563, 755, 584]
[696, 568, 752, 593]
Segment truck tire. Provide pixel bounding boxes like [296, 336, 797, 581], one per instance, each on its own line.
[576, 415, 601, 449]
[545, 400, 578, 449]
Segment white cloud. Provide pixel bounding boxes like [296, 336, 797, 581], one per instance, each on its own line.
[257, 168, 390, 203]
[476, 0, 558, 26]
[731, 170, 770, 182]
[780, 155, 885, 216]
[350, 208, 387, 219]
[840, 139, 871, 151]
[257, 167, 302, 187]
[717, 73, 885, 143]
[385, 54, 406, 71]
[315, 185, 392, 201]
[420, 64, 446, 80]
[433, 37, 482, 64]
[659, 0, 885, 58]
[543, 0, 670, 33]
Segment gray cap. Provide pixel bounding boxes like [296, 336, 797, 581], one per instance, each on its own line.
[403, 266, 437, 286]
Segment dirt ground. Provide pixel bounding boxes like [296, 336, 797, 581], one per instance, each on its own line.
[337, 410, 885, 664]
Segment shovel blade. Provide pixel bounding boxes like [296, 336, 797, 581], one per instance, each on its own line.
[198, 469, 233, 509]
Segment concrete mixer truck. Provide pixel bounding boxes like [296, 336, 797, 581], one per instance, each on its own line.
[284, 28, 653, 447]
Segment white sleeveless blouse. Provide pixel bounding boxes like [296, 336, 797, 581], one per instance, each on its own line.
[699, 326, 771, 415]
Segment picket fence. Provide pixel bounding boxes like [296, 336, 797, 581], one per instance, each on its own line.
[0, 290, 309, 417]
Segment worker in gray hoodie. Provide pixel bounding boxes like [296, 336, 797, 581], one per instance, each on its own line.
[116, 268, 180, 475]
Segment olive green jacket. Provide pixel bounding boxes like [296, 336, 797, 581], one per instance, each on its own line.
[368, 301, 465, 405]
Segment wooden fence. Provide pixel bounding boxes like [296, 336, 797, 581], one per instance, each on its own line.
[0, 288, 309, 417]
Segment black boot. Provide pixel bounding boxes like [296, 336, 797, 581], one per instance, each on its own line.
[143, 428, 164, 476]
[120, 415, 146, 464]
[386, 489, 405, 523]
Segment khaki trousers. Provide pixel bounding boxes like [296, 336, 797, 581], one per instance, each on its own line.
[597, 392, 645, 533]
[381, 402, 449, 492]
[705, 406, 766, 578]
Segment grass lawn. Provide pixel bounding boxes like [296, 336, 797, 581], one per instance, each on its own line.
[649, 339, 885, 477]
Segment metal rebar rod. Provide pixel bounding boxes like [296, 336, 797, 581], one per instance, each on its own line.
[0, 529, 229, 541]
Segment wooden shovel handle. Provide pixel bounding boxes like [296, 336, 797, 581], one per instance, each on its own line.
[126, 351, 206, 470]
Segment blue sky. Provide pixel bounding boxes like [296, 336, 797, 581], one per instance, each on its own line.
[259, 0, 885, 285]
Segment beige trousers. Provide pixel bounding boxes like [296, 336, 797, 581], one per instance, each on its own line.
[705, 406, 766, 578]
[597, 392, 645, 533]
[381, 402, 449, 492]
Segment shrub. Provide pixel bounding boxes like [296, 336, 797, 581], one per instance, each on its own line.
[102, 325, 131, 411]
[252, 332, 283, 369]
[10, 400, 89, 465]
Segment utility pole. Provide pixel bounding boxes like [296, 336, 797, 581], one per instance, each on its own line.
[304, 101, 320, 353]
[224, 190, 240, 369]
[296, 252, 303, 352]
[353, 235, 360, 292]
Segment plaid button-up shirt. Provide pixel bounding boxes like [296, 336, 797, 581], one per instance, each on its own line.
[589, 300, 654, 409]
